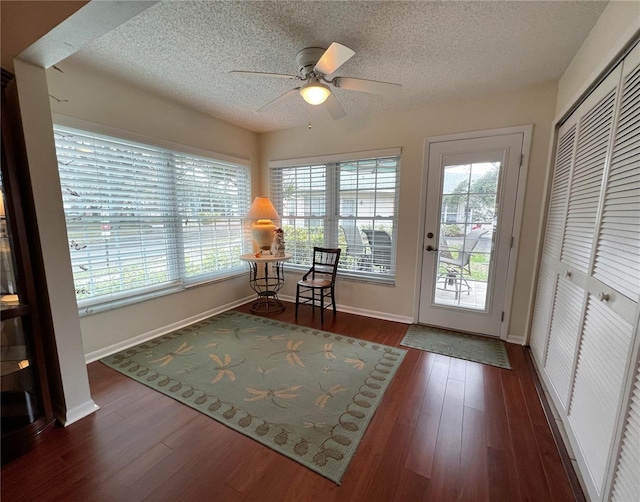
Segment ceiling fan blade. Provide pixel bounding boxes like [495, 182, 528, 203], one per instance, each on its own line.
[324, 93, 346, 120]
[231, 70, 300, 80]
[314, 42, 355, 76]
[257, 88, 300, 112]
[333, 77, 402, 96]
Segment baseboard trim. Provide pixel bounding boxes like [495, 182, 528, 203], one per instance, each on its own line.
[58, 400, 100, 427]
[278, 295, 413, 325]
[85, 295, 254, 363]
[506, 332, 527, 345]
[524, 348, 586, 502]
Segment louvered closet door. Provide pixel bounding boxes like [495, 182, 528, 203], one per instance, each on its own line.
[544, 276, 584, 409]
[567, 295, 635, 494]
[529, 259, 557, 362]
[528, 122, 577, 364]
[600, 44, 640, 502]
[541, 67, 621, 414]
[530, 42, 640, 502]
[610, 358, 640, 502]
[546, 124, 577, 259]
[592, 45, 640, 301]
[565, 46, 640, 500]
[560, 70, 619, 274]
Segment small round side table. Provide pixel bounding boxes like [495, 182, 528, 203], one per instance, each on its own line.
[240, 253, 292, 314]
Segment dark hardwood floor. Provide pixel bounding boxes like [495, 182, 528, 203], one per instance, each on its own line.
[2, 302, 580, 501]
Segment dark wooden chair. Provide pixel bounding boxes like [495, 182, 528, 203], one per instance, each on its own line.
[295, 247, 341, 324]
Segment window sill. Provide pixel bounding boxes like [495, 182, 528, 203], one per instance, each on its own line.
[284, 263, 395, 286]
[77, 269, 246, 316]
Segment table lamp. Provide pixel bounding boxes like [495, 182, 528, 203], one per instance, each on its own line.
[246, 197, 280, 254]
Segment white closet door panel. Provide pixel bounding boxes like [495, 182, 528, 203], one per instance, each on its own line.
[568, 295, 634, 493]
[612, 127, 639, 157]
[591, 243, 637, 291]
[611, 363, 640, 502]
[561, 88, 617, 273]
[608, 150, 640, 175]
[605, 184, 640, 200]
[543, 124, 576, 258]
[545, 277, 584, 409]
[530, 259, 557, 363]
[593, 57, 640, 301]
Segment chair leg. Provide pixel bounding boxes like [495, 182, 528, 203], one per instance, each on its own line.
[331, 286, 337, 315]
[320, 288, 325, 324]
[295, 286, 300, 318]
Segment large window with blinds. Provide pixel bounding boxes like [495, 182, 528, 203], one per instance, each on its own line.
[270, 149, 400, 283]
[54, 125, 251, 313]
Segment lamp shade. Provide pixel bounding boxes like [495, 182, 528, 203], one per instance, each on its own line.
[300, 80, 330, 105]
[246, 197, 280, 221]
[246, 197, 280, 253]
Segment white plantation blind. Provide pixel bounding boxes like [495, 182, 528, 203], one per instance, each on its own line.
[270, 151, 400, 282]
[544, 125, 576, 259]
[561, 89, 617, 273]
[593, 60, 640, 300]
[55, 125, 251, 312]
[174, 153, 251, 280]
[611, 363, 640, 502]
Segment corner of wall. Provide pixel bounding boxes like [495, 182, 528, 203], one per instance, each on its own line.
[556, 1, 640, 117]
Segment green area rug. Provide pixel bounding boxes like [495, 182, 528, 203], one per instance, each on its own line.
[400, 324, 510, 369]
[101, 311, 405, 483]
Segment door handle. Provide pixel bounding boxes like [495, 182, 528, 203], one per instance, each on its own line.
[426, 245, 438, 251]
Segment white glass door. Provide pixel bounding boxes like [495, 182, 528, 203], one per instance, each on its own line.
[419, 133, 524, 336]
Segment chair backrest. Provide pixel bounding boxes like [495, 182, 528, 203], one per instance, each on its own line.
[341, 223, 365, 256]
[461, 228, 488, 252]
[450, 228, 488, 266]
[310, 247, 341, 283]
[362, 229, 392, 269]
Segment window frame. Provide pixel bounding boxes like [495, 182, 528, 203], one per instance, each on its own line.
[53, 116, 252, 315]
[270, 148, 401, 284]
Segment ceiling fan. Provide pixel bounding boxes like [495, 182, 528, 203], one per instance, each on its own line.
[231, 42, 402, 119]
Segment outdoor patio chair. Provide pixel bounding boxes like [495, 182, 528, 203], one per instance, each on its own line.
[362, 229, 392, 272]
[437, 228, 488, 298]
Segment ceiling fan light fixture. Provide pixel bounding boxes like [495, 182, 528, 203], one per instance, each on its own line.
[300, 80, 330, 105]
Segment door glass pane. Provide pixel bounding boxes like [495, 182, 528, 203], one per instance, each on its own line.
[434, 162, 499, 310]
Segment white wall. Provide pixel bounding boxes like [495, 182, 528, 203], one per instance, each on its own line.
[556, 0, 640, 117]
[259, 82, 558, 342]
[46, 62, 259, 358]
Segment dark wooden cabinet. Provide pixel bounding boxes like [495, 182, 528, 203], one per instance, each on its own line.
[1, 68, 55, 464]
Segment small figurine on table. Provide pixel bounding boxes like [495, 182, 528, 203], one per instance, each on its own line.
[271, 228, 285, 257]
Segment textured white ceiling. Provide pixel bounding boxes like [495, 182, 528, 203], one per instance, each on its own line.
[59, 0, 607, 133]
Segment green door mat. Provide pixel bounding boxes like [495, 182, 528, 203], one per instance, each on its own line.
[401, 324, 511, 369]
